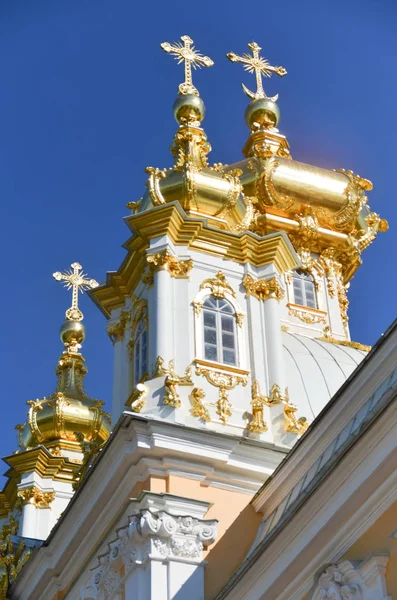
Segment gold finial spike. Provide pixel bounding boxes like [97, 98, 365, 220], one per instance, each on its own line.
[161, 35, 214, 96]
[227, 42, 287, 101]
[53, 262, 99, 322]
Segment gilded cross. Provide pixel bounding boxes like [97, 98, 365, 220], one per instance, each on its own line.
[161, 35, 214, 96]
[227, 42, 287, 101]
[53, 262, 99, 322]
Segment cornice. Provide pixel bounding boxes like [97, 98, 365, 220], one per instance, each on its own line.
[90, 202, 299, 317]
[4, 446, 81, 483]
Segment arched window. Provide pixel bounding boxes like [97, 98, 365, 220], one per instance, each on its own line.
[292, 270, 317, 309]
[133, 319, 148, 385]
[203, 296, 237, 366]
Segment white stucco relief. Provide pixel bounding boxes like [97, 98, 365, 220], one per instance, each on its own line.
[310, 556, 390, 600]
[78, 494, 217, 600]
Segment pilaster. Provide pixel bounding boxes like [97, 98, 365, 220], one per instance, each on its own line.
[85, 492, 217, 600]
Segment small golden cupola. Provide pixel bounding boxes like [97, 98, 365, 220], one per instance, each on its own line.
[17, 262, 110, 455]
[139, 35, 253, 232]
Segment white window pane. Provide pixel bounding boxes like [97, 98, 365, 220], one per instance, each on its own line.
[221, 314, 234, 333]
[205, 344, 218, 361]
[204, 297, 217, 309]
[204, 327, 217, 345]
[223, 349, 236, 365]
[222, 332, 235, 350]
[204, 311, 216, 327]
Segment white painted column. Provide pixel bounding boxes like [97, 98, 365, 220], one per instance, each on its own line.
[154, 268, 174, 366]
[246, 294, 268, 386]
[111, 333, 131, 424]
[263, 295, 286, 392]
[19, 503, 37, 539]
[263, 288, 288, 444]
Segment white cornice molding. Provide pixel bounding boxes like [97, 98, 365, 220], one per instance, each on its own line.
[10, 416, 287, 600]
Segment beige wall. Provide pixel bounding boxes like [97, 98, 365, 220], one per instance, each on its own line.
[342, 498, 397, 598]
[142, 474, 263, 600]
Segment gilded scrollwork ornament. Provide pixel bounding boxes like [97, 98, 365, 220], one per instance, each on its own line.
[145, 167, 167, 206]
[189, 388, 210, 422]
[283, 401, 310, 435]
[0, 516, 32, 598]
[195, 364, 247, 424]
[164, 375, 182, 408]
[125, 383, 148, 413]
[146, 250, 193, 279]
[242, 274, 284, 301]
[106, 310, 131, 344]
[200, 270, 236, 299]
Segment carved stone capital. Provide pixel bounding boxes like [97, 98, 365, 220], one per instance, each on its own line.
[146, 249, 193, 279]
[89, 502, 218, 597]
[17, 486, 55, 509]
[106, 310, 131, 344]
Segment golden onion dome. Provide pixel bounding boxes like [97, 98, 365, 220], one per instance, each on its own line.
[17, 320, 110, 452]
[16, 263, 111, 455]
[140, 93, 252, 232]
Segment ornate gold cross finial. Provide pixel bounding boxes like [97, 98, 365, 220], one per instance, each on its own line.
[53, 262, 99, 322]
[227, 42, 287, 101]
[161, 35, 214, 96]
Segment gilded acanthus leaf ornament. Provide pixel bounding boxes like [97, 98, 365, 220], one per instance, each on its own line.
[146, 250, 193, 280]
[200, 270, 236, 299]
[242, 274, 284, 301]
[53, 262, 99, 322]
[227, 42, 287, 101]
[17, 486, 55, 509]
[161, 35, 214, 96]
[107, 310, 131, 344]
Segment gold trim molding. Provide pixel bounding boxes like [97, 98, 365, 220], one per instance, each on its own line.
[243, 274, 284, 301]
[287, 303, 327, 325]
[17, 486, 55, 509]
[319, 329, 371, 352]
[90, 204, 299, 318]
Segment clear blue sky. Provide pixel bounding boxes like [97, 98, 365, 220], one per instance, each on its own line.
[0, 0, 395, 471]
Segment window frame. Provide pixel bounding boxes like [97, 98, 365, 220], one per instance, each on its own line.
[193, 286, 246, 371]
[202, 296, 238, 367]
[291, 269, 318, 309]
[132, 317, 148, 386]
